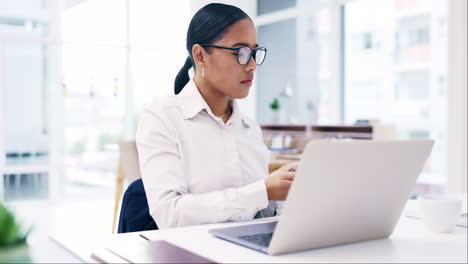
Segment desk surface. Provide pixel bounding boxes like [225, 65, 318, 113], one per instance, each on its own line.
[139, 215, 467, 263]
[51, 230, 144, 263]
[52, 201, 467, 263]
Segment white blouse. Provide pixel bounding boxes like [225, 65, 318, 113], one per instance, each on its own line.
[136, 79, 275, 229]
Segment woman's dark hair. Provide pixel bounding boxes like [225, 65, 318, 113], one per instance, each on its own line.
[174, 3, 250, 94]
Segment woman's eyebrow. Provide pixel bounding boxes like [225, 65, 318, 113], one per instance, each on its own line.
[232, 42, 259, 48]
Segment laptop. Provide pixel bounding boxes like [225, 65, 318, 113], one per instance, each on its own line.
[209, 139, 434, 255]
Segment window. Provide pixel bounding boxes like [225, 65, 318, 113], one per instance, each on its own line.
[344, 0, 448, 195]
[62, 0, 190, 186]
[62, 0, 126, 186]
[0, 0, 50, 200]
[129, 1, 190, 115]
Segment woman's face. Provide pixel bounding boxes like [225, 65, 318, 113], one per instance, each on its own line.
[204, 18, 258, 99]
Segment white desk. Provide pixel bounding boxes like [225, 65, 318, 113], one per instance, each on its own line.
[140, 214, 467, 263]
[51, 201, 467, 263]
[51, 231, 144, 263]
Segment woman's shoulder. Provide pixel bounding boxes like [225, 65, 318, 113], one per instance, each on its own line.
[138, 95, 184, 138]
[143, 95, 183, 118]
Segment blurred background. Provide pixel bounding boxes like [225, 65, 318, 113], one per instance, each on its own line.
[0, 0, 466, 260]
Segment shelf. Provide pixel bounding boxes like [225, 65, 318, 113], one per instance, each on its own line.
[2, 164, 49, 174]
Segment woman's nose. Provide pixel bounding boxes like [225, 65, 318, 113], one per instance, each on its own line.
[246, 55, 257, 72]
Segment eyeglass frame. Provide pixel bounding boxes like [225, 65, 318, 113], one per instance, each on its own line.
[200, 44, 267, 66]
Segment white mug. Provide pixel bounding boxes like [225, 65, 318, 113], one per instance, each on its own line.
[417, 195, 462, 233]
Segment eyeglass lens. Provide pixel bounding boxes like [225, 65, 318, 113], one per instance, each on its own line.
[238, 47, 266, 65]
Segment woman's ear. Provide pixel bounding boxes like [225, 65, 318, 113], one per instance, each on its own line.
[192, 44, 206, 68]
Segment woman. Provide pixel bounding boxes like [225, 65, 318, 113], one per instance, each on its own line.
[136, 3, 297, 229]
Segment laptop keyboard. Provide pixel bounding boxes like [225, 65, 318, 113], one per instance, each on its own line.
[238, 232, 273, 247]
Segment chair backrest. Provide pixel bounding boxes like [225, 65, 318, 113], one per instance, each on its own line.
[118, 178, 158, 233]
[118, 141, 141, 184]
[116, 141, 158, 233]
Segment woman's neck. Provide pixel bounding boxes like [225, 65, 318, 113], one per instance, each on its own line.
[194, 76, 231, 120]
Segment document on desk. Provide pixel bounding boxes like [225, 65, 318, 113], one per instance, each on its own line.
[91, 240, 216, 263]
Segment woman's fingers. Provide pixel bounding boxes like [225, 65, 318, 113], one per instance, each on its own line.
[267, 166, 297, 200]
[280, 171, 295, 181]
[280, 161, 299, 172]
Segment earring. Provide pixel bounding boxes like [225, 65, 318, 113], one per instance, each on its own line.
[202, 66, 205, 78]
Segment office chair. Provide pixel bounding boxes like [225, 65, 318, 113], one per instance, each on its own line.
[113, 141, 142, 233]
[117, 178, 158, 233]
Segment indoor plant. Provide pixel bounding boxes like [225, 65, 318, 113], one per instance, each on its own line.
[269, 97, 280, 123]
[0, 203, 31, 263]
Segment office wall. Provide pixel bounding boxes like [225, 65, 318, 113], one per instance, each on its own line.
[447, 0, 467, 193]
[190, 0, 257, 119]
[256, 19, 297, 124]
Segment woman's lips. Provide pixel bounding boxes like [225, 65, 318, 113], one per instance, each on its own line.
[241, 78, 253, 86]
[241, 80, 253, 86]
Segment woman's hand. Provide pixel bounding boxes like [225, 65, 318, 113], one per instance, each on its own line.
[264, 162, 299, 201]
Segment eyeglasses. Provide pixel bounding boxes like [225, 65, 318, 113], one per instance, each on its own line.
[200, 44, 267, 66]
